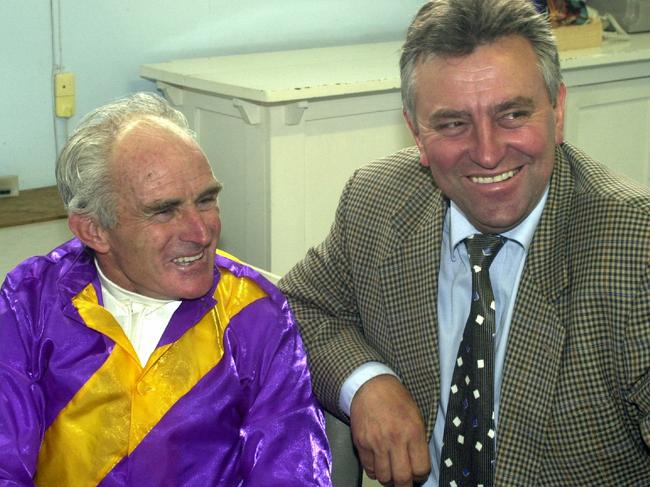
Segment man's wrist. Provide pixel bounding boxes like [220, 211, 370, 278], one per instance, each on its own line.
[339, 362, 399, 416]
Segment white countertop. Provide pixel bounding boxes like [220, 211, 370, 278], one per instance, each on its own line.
[141, 41, 403, 103]
[140, 33, 650, 103]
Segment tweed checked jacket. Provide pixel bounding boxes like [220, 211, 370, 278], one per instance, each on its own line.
[279, 142, 650, 485]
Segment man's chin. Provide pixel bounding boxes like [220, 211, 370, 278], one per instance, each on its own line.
[155, 276, 213, 301]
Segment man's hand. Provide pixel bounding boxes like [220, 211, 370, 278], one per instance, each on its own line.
[350, 374, 431, 486]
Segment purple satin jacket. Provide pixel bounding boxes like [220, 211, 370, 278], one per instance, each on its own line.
[0, 239, 332, 486]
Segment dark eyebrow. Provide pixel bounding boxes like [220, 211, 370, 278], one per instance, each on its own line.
[426, 97, 536, 126]
[428, 109, 471, 126]
[143, 182, 223, 215]
[195, 182, 223, 202]
[494, 96, 535, 114]
[143, 198, 182, 215]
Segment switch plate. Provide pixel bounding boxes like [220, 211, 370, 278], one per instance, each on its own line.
[55, 72, 75, 96]
[0, 175, 19, 198]
[55, 72, 75, 118]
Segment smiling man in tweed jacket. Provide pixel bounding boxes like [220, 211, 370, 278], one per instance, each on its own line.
[279, 0, 650, 486]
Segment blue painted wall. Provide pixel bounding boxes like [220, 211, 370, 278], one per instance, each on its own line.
[0, 0, 424, 190]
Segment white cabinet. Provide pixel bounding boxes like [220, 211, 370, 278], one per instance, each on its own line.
[141, 42, 413, 274]
[562, 33, 650, 187]
[565, 76, 650, 186]
[141, 35, 650, 274]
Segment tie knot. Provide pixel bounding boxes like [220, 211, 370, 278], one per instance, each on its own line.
[465, 234, 504, 269]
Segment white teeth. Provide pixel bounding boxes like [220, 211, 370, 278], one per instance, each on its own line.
[173, 252, 203, 265]
[471, 169, 518, 184]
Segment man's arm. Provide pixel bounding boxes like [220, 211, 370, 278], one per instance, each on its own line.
[235, 295, 332, 486]
[279, 174, 430, 486]
[625, 272, 650, 448]
[0, 284, 42, 485]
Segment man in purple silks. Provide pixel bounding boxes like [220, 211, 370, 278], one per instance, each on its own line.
[0, 92, 331, 486]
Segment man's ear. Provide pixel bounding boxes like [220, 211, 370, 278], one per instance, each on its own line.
[403, 109, 430, 167]
[554, 83, 567, 145]
[68, 213, 110, 254]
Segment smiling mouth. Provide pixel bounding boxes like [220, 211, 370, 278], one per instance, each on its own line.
[470, 169, 519, 184]
[173, 251, 204, 265]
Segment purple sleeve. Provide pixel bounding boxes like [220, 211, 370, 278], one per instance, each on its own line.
[0, 279, 43, 486]
[232, 296, 332, 486]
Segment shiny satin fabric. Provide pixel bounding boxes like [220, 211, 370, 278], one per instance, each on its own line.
[0, 239, 331, 486]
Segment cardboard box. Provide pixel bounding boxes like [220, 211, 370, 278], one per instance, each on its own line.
[553, 16, 603, 51]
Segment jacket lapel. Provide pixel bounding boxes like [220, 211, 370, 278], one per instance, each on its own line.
[378, 181, 447, 437]
[496, 148, 572, 484]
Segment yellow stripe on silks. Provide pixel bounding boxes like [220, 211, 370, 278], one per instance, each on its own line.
[36, 284, 142, 486]
[35, 268, 267, 486]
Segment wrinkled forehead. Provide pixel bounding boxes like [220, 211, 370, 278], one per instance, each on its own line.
[110, 116, 204, 164]
[108, 115, 213, 185]
[412, 36, 545, 97]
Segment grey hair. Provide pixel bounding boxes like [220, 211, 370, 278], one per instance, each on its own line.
[400, 0, 562, 129]
[55, 92, 194, 228]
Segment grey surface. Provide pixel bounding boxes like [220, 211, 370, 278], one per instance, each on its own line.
[324, 411, 362, 487]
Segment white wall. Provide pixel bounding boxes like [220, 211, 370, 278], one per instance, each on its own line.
[0, 2, 57, 189]
[0, 0, 424, 190]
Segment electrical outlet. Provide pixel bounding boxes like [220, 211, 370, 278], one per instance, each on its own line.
[55, 72, 75, 118]
[0, 175, 19, 198]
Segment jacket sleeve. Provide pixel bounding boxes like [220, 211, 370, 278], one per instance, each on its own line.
[234, 294, 332, 486]
[278, 173, 388, 419]
[0, 280, 43, 486]
[624, 271, 650, 450]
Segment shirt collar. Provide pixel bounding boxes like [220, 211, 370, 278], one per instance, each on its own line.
[446, 184, 549, 257]
[95, 259, 179, 313]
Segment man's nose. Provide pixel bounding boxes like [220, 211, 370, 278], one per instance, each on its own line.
[469, 121, 506, 168]
[180, 207, 211, 244]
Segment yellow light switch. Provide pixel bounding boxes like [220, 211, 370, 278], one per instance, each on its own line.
[55, 72, 75, 118]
